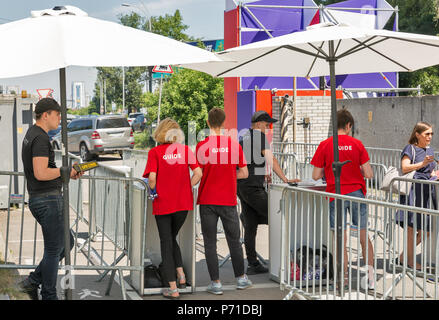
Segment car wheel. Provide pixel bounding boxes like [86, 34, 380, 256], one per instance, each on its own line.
[80, 143, 91, 162]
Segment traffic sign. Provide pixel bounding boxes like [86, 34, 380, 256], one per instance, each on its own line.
[37, 88, 54, 99]
[152, 65, 173, 74]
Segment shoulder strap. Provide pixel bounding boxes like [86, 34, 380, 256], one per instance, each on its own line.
[411, 145, 415, 165]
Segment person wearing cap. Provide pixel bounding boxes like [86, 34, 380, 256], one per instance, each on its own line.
[238, 111, 300, 275]
[19, 98, 83, 300]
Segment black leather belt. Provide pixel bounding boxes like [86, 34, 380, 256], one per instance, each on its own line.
[29, 189, 62, 198]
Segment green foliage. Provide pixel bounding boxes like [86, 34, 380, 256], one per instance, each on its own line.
[134, 130, 154, 150]
[386, 0, 439, 95]
[94, 10, 199, 114]
[146, 68, 224, 139]
[68, 101, 100, 115]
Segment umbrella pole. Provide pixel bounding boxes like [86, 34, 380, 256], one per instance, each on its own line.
[328, 41, 345, 296]
[59, 68, 73, 300]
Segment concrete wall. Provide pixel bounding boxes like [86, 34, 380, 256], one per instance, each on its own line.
[339, 96, 439, 151]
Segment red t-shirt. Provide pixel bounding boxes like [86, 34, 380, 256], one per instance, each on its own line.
[143, 143, 199, 215]
[196, 135, 247, 206]
[310, 135, 369, 199]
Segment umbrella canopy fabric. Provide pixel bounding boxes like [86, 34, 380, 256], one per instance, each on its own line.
[0, 7, 220, 79]
[183, 22, 439, 78]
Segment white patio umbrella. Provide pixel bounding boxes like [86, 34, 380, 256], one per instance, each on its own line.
[0, 5, 220, 300]
[182, 22, 439, 293]
[0, 6, 219, 78]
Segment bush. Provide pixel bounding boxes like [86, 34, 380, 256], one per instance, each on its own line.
[134, 130, 155, 150]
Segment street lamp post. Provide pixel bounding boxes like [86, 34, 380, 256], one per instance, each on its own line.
[121, 1, 153, 96]
[121, 2, 151, 31]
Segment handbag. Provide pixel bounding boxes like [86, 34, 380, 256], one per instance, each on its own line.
[381, 145, 416, 195]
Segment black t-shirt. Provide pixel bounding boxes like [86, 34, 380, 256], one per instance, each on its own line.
[238, 128, 269, 186]
[22, 125, 62, 195]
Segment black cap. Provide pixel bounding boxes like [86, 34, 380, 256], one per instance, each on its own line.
[35, 98, 61, 115]
[251, 111, 278, 123]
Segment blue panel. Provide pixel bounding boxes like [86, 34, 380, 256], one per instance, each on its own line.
[237, 91, 256, 133]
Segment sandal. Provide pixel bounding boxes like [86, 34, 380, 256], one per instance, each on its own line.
[162, 287, 180, 300]
[177, 275, 187, 289]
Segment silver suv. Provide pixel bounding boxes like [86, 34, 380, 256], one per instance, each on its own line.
[52, 115, 134, 161]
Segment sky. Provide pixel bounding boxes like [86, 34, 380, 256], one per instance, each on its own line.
[1, 0, 225, 40]
[0, 0, 226, 107]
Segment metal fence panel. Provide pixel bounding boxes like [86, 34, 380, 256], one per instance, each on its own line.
[273, 183, 439, 300]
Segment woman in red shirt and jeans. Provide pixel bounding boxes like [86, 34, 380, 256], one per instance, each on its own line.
[143, 118, 202, 299]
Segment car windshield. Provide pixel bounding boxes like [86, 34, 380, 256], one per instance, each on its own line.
[129, 114, 141, 118]
[97, 118, 130, 129]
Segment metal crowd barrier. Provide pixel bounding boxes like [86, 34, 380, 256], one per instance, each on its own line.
[271, 142, 420, 170]
[122, 148, 148, 179]
[0, 170, 148, 300]
[273, 184, 439, 300]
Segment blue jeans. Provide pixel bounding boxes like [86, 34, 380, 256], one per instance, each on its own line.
[329, 189, 368, 230]
[28, 194, 74, 300]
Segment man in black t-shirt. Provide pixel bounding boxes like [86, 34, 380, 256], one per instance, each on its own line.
[19, 98, 82, 300]
[238, 111, 300, 275]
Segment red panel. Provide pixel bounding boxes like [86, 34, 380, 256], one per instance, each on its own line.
[224, 78, 239, 131]
[255, 90, 273, 116]
[223, 8, 240, 130]
[310, 10, 320, 26]
[224, 8, 239, 50]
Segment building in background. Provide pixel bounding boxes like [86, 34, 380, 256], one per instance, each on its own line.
[0, 66, 97, 109]
[72, 81, 85, 109]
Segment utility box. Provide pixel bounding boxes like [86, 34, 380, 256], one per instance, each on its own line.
[0, 185, 8, 209]
[0, 96, 38, 195]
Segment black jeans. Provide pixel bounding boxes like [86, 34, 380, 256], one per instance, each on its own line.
[28, 194, 74, 300]
[154, 211, 188, 283]
[199, 205, 244, 280]
[237, 183, 268, 266]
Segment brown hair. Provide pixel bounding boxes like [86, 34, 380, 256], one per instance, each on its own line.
[337, 109, 354, 130]
[152, 118, 184, 144]
[207, 107, 226, 128]
[408, 121, 432, 145]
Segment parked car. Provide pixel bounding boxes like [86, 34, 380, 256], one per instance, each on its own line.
[48, 125, 61, 141]
[52, 115, 134, 161]
[128, 112, 146, 132]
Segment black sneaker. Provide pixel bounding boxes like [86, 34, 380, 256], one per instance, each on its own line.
[246, 262, 269, 275]
[18, 278, 39, 300]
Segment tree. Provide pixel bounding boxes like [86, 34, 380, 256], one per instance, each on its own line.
[92, 10, 199, 114]
[149, 10, 196, 41]
[145, 68, 224, 139]
[387, 0, 439, 94]
[317, 0, 439, 95]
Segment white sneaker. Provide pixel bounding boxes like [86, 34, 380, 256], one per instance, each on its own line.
[360, 275, 375, 290]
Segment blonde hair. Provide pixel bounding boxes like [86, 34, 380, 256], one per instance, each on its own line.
[152, 118, 184, 144]
[408, 121, 432, 145]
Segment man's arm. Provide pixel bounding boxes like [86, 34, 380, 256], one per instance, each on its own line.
[237, 166, 249, 180]
[360, 161, 373, 179]
[191, 167, 202, 186]
[262, 149, 300, 183]
[33, 157, 81, 181]
[312, 166, 324, 181]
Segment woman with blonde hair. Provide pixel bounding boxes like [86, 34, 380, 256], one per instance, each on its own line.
[143, 118, 202, 299]
[396, 121, 438, 270]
